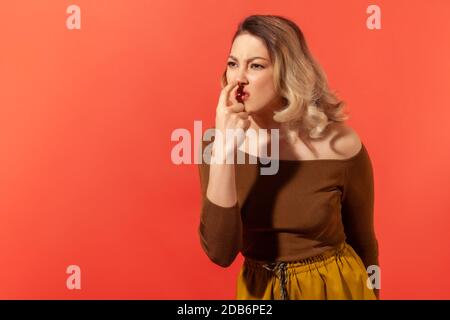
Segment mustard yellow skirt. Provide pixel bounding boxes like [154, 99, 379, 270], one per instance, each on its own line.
[236, 241, 378, 300]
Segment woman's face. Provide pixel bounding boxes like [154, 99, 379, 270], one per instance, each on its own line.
[226, 33, 283, 115]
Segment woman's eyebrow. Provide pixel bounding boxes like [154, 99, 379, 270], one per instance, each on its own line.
[228, 55, 269, 62]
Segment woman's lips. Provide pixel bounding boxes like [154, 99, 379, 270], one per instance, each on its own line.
[236, 85, 250, 103]
[240, 92, 250, 101]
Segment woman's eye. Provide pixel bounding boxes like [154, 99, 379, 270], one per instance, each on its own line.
[251, 64, 264, 69]
[226, 62, 264, 69]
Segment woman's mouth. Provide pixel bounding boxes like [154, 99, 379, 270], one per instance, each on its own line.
[236, 92, 250, 102]
[236, 84, 250, 103]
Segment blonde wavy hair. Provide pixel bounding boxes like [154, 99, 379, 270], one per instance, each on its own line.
[221, 15, 349, 139]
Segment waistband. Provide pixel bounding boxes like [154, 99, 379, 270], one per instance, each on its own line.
[242, 242, 348, 300]
[243, 241, 348, 275]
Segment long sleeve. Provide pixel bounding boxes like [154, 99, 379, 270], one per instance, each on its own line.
[341, 144, 380, 297]
[197, 148, 243, 268]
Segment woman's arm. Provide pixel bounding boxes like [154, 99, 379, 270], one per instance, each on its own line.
[198, 139, 243, 268]
[341, 143, 380, 299]
[197, 80, 249, 268]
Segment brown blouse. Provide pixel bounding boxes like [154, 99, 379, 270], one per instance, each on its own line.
[197, 138, 379, 272]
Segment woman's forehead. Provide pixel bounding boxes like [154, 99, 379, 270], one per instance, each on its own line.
[231, 34, 269, 57]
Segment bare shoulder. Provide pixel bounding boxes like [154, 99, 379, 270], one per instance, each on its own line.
[326, 122, 363, 159]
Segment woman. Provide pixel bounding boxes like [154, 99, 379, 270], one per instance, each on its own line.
[198, 15, 379, 300]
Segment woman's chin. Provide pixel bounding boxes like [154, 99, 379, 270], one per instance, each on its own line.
[245, 103, 267, 115]
[244, 103, 255, 113]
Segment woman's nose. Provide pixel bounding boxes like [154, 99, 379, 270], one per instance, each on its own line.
[235, 68, 249, 84]
[236, 79, 248, 86]
[235, 75, 248, 85]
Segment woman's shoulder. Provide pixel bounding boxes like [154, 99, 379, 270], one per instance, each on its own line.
[326, 122, 364, 160]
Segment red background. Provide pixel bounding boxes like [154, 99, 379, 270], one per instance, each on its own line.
[1, 0, 449, 299]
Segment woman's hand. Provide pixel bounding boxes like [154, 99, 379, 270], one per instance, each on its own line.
[213, 80, 251, 161]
